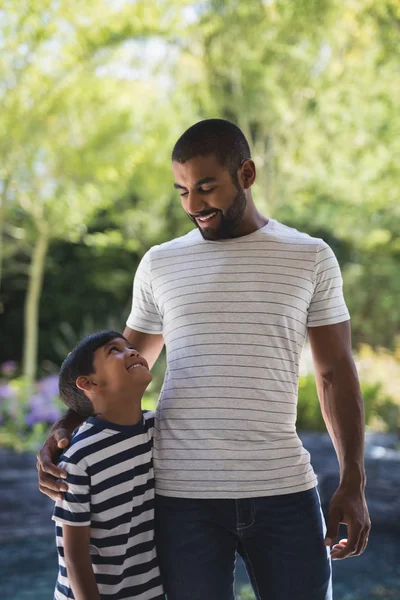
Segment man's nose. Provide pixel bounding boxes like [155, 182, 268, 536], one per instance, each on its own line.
[185, 191, 207, 216]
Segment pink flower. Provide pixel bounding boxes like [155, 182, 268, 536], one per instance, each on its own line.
[0, 361, 17, 377]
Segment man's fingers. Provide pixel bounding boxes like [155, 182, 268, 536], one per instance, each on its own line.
[331, 518, 370, 559]
[326, 488, 371, 559]
[39, 470, 68, 492]
[331, 520, 362, 559]
[362, 528, 370, 554]
[57, 438, 69, 449]
[331, 540, 359, 560]
[54, 429, 70, 448]
[37, 443, 67, 479]
[354, 532, 365, 556]
[324, 507, 341, 546]
[38, 470, 69, 501]
[357, 524, 370, 555]
[38, 483, 65, 502]
[38, 458, 68, 481]
[331, 537, 357, 559]
[37, 431, 69, 474]
[36, 427, 72, 500]
[331, 547, 350, 560]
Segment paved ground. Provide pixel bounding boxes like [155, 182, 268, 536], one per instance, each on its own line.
[1, 437, 400, 599]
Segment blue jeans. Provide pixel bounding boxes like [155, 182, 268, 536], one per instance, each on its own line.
[155, 487, 332, 600]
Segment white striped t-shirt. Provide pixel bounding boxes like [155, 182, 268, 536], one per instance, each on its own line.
[53, 411, 164, 600]
[127, 219, 350, 499]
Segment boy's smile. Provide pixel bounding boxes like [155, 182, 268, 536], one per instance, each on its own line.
[72, 333, 152, 427]
[92, 336, 152, 395]
[126, 355, 149, 372]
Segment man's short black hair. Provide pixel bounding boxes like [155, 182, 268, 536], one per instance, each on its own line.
[58, 330, 125, 418]
[171, 119, 251, 182]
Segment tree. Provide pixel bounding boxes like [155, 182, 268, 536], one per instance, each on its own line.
[175, 0, 400, 347]
[0, 0, 193, 380]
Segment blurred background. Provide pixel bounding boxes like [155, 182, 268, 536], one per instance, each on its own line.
[0, 1, 399, 598]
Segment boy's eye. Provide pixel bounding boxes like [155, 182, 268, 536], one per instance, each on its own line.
[109, 346, 119, 354]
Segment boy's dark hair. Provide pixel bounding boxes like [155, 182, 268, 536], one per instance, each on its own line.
[171, 119, 251, 184]
[58, 330, 125, 417]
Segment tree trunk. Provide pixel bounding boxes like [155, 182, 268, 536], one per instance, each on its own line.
[0, 176, 11, 297]
[22, 227, 49, 383]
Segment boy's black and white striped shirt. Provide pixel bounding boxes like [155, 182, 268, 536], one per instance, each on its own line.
[127, 219, 350, 499]
[53, 411, 164, 600]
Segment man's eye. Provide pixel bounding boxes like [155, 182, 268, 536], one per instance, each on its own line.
[179, 192, 189, 197]
[199, 188, 215, 194]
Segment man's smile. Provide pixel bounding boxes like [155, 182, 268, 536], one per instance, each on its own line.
[195, 211, 220, 227]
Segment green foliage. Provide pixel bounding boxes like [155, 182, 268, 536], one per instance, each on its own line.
[0, 368, 161, 452]
[297, 374, 400, 433]
[1, 343, 399, 451]
[0, 420, 48, 453]
[236, 584, 256, 600]
[0, 375, 61, 451]
[363, 383, 400, 434]
[296, 375, 325, 432]
[1, 0, 399, 370]
[182, 0, 400, 349]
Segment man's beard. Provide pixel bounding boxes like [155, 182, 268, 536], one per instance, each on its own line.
[190, 188, 247, 241]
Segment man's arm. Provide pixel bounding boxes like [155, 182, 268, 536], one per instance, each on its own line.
[123, 326, 164, 370]
[63, 524, 100, 600]
[308, 320, 370, 559]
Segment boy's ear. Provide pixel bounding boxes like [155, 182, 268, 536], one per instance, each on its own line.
[76, 375, 97, 393]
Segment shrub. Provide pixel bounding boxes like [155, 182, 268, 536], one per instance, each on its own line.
[0, 366, 159, 452]
[0, 375, 63, 451]
[296, 374, 400, 433]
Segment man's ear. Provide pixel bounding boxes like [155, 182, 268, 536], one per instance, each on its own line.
[76, 375, 97, 393]
[239, 159, 256, 189]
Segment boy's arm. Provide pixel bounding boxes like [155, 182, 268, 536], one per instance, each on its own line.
[63, 524, 100, 600]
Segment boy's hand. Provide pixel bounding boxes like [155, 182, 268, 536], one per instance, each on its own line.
[37, 427, 70, 501]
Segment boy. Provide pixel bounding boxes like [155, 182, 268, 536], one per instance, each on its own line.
[53, 330, 164, 600]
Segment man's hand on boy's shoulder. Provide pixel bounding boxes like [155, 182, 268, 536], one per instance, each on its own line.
[36, 429, 70, 500]
[37, 409, 85, 500]
[37, 426, 71, 501]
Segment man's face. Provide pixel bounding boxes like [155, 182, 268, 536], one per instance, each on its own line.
[91, 337, 152, 396]
[172, 155, 247, 241]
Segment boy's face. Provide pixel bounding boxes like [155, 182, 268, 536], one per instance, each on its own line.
[90, 337, 152, 396]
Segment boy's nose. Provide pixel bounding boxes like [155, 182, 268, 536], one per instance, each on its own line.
[128, 349, 139, 357]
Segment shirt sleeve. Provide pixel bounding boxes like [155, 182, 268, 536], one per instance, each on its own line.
[307, 240, 350, 327]
[52, 460, 91, 526]
[126, 248, 163, 334]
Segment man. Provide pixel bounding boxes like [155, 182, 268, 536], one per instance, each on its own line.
[38, 119, 370, 600]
